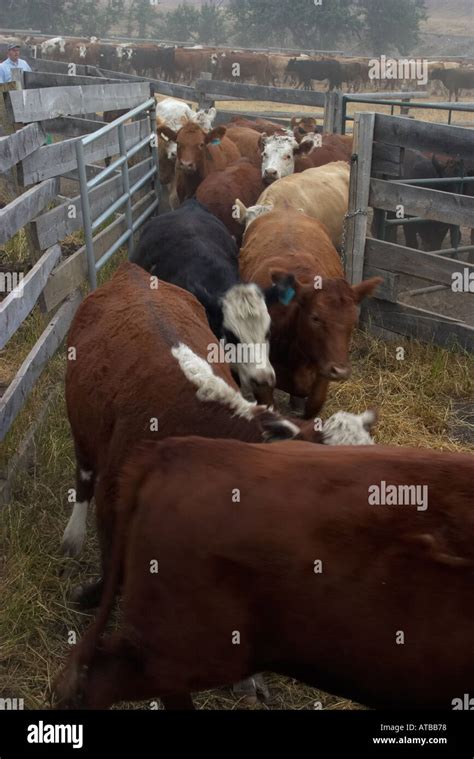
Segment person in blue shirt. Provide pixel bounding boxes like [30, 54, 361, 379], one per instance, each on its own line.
[0, 43, 32, 83]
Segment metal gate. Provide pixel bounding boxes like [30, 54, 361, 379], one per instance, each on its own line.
[75, 97, 160, 289]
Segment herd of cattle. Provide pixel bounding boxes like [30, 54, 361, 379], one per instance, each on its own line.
[10, 34, 474, 99]
[49, 98, 474, 711]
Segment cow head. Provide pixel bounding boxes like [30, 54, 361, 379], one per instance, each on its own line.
[321, 409, 377, 445]
[291, 116, 321, 143]
[235, 199, 274, 228]
[266, 270, 382, 381]
[260, 132, 298, 183]
[158, 123, 226, 175]
[219, 284, 276, 393]
[193, 107, 217, 131]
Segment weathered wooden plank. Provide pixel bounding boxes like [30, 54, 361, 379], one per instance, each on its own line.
[24, 70, 125, 89]
[8, 81, 151, 123]
[196, 78, 326, 107]
[373, 113, 474, 162]
[362, 265, 400, 302]
[40, 115, 106, 138]
[33, 157, 154, 249]
[365, 237, 474, 286]
[30, 58, 91, 76]
[0, 290, 82, 441]
[344, 111, 375, 285]
[98, 67, 202, 101]
[0, 177, 59, 244]
[41, 190, 155, 312]
[372, 142, 402, 177]
[20, 118, 150, 185]
[0, 123, 45, 174]
[0, 245, 61, 350]
[363, 299, 474, 353]
[370, 178, 474, 228]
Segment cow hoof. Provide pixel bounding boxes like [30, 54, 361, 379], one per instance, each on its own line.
[70, 579, 104, 609]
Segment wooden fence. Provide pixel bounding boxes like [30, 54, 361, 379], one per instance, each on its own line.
[344, 112, 474, 352]
[0, 66, 159, 503]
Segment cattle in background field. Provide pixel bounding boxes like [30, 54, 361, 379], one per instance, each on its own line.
[156, 46, 176, 80]
[131, 199, 275, 394]
[239, 207, 381, 414]
[260, 131, 353, 183]
[196, 159, 264, 243]
[55, 438, 474, 711]
[430, 66, 474, 101]
[212, 51, 271, 86]
[40, 36, 66, 59]
[246, 161, 350, 248]
[286, 58, 343, 90]
[157, 122, 240, 203]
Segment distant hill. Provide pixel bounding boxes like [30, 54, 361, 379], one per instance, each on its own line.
[422, 0, 473, 35]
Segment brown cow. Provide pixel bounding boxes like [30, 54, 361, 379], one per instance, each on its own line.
[61, 261, 322, 573]
[212, 51, 270, 85]
[291, 116, 322, 142]
[54, 437, 474, 710]
[157, 122, 241, 203]
[240, 208, 381, 415]
[196, 159, 264, 243]
[224, 126, 262, 168]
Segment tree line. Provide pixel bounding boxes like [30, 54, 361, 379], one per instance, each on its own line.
[0, 0, 427, 55]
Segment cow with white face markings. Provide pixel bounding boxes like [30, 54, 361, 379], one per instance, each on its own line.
[131, 199, 275, 393]
[40, 36, 66, 59]
[260, 131, 299, 183]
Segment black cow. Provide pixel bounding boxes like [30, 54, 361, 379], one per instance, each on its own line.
[431, 67, 474, 102]
[376, 150, 466, 252]
[286, 58, 343, 91]
[131, 199, 275, 392]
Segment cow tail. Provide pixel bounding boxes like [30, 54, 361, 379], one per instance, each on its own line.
[58, 445, 153, 703]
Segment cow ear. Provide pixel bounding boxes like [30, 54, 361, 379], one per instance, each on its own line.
[361, 408, 378, 431]
[259, 133, 267, 150]
[264, 269, 297, 307]
[290, 116, 298, 127]
[257, 411, 301, 443]
[205, 126, 226, 144]
[294, 139, 313, 156]
[158, 125, 178, 143]
[352, 276, 383, 303]
[234, 198, 247, 225]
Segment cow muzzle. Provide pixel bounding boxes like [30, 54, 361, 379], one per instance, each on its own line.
[323, 365, 351, 381]
[263, 168, 279, 184]
[178, 160, 196, 173]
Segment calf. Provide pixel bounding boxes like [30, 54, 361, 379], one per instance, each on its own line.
[240, 208, 381, 415]
[239, 161, 350, 248]
[157, 122, 240, 203]
[260, 131, 353, 184]
[196, 159, 264, 243]
[131, 199, 275, 393]
[55, 438, 474, 710]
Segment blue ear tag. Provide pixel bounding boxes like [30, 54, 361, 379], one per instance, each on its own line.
[279, 286, 296, 305]
[210, 138, 221, 145]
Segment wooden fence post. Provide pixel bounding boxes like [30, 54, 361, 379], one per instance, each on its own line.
[323, 90, 344, 134]
[343, 111, 375, 285]
[197, 71, 215, 111]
